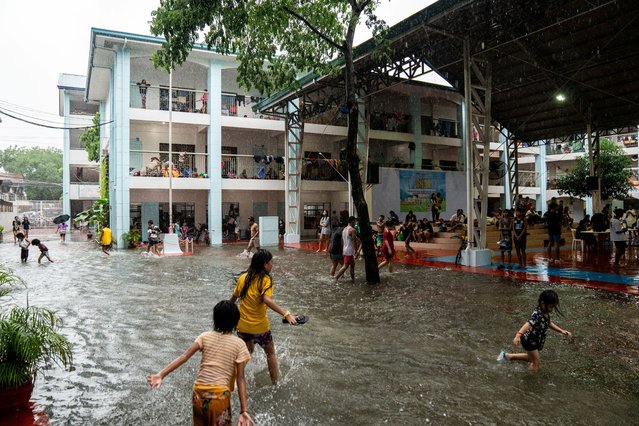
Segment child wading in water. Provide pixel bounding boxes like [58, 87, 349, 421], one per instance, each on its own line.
[148, 300, 255, 426]
[30, 239, 53, 263]
[498, 290, 572, 371]
[231, 249, 298, 385]
[17, 232, 30, 263]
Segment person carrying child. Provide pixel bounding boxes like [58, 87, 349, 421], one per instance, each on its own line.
[230, 250, 298, 385]
[31, 239, 53, 263]
[497, 290, 572, 371]
[148, 300, 255, 426]
[17, 232, 30, 263]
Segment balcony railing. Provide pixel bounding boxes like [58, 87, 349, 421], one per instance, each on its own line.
[130, 150, 209, 178]
[546, 141, 586, 155]
[222, 155, 284, 180]
[129, 83, 280, 120]
[518, 171, 539, 187]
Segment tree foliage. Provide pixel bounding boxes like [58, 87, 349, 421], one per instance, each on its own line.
[0, 146, 62, 200]
[79, 112, 101, 162]
[151, 0, 389, 282]
[557, 138, 633, 200]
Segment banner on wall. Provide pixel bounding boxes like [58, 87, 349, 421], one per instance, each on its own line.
[399, 170, 446, 213]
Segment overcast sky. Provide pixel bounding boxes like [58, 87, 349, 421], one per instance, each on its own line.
[0, 0, 437, 150]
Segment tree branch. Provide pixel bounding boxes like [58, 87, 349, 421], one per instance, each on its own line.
[282, 5, 343, 51]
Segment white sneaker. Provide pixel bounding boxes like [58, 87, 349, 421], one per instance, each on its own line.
[496, 350, 508, 362]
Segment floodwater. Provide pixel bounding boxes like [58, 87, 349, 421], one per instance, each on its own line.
[1, 239, 638, 425]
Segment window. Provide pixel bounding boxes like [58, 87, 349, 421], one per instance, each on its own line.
[303, 203, 330, 230]
[439, 160, 457, 171]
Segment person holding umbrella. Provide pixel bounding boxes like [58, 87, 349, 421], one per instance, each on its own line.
[53, 214, 71, 243]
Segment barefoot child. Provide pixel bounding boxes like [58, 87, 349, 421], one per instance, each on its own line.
[31, 239, 53, 263]
[17, 232, 30, 263]
[148, 300, 255, 426]
[497, 209, 513, 269]
[497, 289, 572, 371]
[231, 249, 298, 385]
[100, 225, 112, 255]
[378, 221, 396, 273]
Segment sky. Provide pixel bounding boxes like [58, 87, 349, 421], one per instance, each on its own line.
[0, 0, 438, 151]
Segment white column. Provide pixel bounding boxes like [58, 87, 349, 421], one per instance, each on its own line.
[208, 60, 223, 245]
[62, 93, 71, 221]
[111, 46, 131, 248]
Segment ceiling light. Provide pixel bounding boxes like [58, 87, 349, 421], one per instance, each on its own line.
[555, 93, 566, 102]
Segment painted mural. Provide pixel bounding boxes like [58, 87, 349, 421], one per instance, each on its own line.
[399, 170, 446, 213]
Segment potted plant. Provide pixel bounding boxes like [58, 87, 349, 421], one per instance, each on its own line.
[122, 229, 141, 249]
[0, 265, 73, 413]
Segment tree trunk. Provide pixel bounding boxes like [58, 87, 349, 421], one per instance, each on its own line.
[343, 18, 380, 284]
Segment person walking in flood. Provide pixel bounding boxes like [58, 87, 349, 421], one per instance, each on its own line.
[328, 221, 344, 277]
[377, 221, 396, 273]
[100, 224, 112, 256]
[245, 216, 260, 256]
[546, 202, 563, 263]
[31, 239, 53, 263]
[148, 300, 255, 426]
[57, 221, 68, 242]
[334, 216, 358, 281]
[231, 250, 297, 385]
[17, 232, 30, 263]
[497, 290, 572, 371]
[12, 215, 21, 244]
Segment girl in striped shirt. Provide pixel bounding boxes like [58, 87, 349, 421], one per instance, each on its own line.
[148, 300, 255, 426]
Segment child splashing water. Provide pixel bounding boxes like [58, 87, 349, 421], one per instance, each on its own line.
[231, 250, 298, 385]
[148, 300, 255, 426]
[498, 290, 572, 371]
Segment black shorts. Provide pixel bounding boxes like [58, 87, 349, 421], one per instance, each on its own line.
[330, 253, 343, 262]
[237, 330, 273, 349]
[614, 241, 627, 251]
[521, 335, 543, 352]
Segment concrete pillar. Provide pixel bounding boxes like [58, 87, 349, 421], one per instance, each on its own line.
[62, 93, 71, 222]
[111, 46, 131, 248]
[207, 60, 223, 245]
[536, 144, 548, 213]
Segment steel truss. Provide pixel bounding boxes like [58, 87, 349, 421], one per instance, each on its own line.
[285, 99, 303, 238]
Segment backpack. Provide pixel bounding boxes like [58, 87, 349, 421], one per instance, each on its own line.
[329, 228, 343, 254]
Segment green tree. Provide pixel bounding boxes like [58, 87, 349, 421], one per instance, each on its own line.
[0, 146, 62, 200]
[79, 112, 101, 162]
[151, 0, 388, 283]
[557, 138, 633, 201]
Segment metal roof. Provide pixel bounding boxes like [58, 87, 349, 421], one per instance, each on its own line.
[257, 0, 639, 142]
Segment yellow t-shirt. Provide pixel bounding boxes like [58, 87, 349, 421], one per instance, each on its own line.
[101, 227, 112, 245]
[233, 273, 273, 334]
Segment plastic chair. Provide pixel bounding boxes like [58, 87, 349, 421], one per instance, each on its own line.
[570, 228, 584, 251]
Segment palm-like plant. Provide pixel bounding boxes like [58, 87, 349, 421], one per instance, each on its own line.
[0, 265, 72, 392]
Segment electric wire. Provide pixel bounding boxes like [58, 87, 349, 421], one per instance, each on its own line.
[0, 108, 112, 130]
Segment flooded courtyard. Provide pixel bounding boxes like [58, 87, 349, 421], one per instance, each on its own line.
[1, 239, 638, 425]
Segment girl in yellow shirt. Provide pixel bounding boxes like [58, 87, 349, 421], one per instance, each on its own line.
[231, 250, 297, 385]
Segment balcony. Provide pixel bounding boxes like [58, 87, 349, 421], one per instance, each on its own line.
[129, 83, 278, 120]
